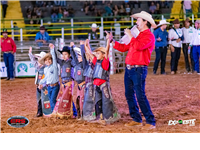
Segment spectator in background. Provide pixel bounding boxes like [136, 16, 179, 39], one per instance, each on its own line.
[13, 22, 19, 41]
[105, 3, 113, 16]
[51, 12, 58, 23]
[51, 7, 58, 22]
[88, 23, 99, 40]
[68, 5, 74, 18]
[26, 8, 32, 19]
[155, 1, 161, 14]
[35, 26, 50, 46]
[119, 5, 125, 16]
[36, 8, 42, 18]
[149, 2, 157, 15]
[32, 12, 39, 24]
[83, 1, 89, 15]
[58, 8, 64, 22]
[89, 1, 96, 13]
[63, 8, 69, 18]
[1, 1, 8, 18]
[153, 20, 170, 75]
[184, 0, 192, 17]
[125, 4, 131, 16]
[113, 5, 119, 17]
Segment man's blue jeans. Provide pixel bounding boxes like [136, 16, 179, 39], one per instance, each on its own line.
[3, 52, 14, 79]
[47, 84, 60, 112]
[124, 66, 156, 126]
[193, 45, 200, 73]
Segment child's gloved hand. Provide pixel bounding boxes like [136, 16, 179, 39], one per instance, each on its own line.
[70, 42, 74, 47]
[38, 84, 43, 90]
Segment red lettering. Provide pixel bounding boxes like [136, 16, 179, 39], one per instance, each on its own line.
[16, 119, 21, 123]
[20, 119, 25, 123]
[11, 119, 16, 123]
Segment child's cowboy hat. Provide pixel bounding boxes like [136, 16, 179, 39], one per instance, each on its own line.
[38, 53, 52, 65]
[58, 46, 71, 55]
[90, 23, 99, 29]
[130, 11, 157, 28]
[34, 51, 47, 59]
[157, 20, 170, 27]
[93, 47, 106, 53]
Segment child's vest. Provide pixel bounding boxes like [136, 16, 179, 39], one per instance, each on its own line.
[74, 62, 85, 82]
[83, 61, 94, 78]
[60, 59, 72, 81]
[35, 66, 45, 85]
[93, 60, 109, 80]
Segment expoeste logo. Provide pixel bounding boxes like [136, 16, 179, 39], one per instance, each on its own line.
[168, 119, 196, 126]
[17, 63, 28, 73]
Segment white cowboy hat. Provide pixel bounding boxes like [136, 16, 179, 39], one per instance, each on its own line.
[130, 11, 157, 28]
[89, 23, 99, 28]
[157, 19, 170, 27]
[73, 47, 82, 56]
[34, 51, 47, 59]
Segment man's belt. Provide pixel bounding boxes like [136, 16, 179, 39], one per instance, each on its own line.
[126, 65, 146, 70]
[183, 43, 190, 46]
[193, 45, 200, 47]
[3, 51, 13, 54]
[47, 82, 59, 87]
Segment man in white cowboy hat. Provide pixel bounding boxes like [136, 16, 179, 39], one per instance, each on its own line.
[153, 19, 170, 75]
[108, 11, 157, 130]
[88, 23, 99, 40]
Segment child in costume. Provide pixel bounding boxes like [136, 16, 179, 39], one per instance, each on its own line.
[51, 46, 78, 119]
[84, 34, 120, 125]
[70, 41, 87, 119]
[38, 43, 60, 113]
[82, 43, 96, 121]
[29, 47, 52, 117]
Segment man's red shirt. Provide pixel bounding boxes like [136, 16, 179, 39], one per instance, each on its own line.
[92, 56, 109, 86]
[113, 29, 155, 66]
[1, 37, 17, 53]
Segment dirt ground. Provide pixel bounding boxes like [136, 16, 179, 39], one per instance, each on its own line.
[1, 57, 200, 133]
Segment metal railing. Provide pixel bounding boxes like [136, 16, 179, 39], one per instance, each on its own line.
[1, 13, 200, 40]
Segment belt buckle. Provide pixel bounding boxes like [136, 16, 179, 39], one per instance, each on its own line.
[127, 65, 131, 70]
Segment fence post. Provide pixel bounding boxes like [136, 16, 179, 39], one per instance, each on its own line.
[192, 14, 194, 28]
[61, 27, 64, 39]
[161, 15, 164, 20]
[20, 28, 23, 42]
[131, 17, 134, 26]
[71, 18, 74, 40]
[109, 43, 114, 75]
[41, 19, 43, 26]
[11, 20, 14, 40]
[101, 17, 104, 31]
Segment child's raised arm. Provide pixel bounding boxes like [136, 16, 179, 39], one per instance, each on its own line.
[105, 31, 111, 59]
[84, 39, 94, 60]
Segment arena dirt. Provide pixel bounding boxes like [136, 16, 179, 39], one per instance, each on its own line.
[1, 57, 199, 133]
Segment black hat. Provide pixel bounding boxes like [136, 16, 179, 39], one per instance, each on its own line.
[40, 25, 45, 30]
[2, 29, 8, 34]
[58, 46, 70, 55]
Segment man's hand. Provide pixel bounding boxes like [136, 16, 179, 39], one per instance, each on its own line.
[188, 46, 191, 50]
[170, 45, 175, 52]
[176, 38, 181, 43]
[29, 47, 32, 53]
[157, 37, 162, 41]
[42, 40, 46, 44]
[49, 43, 54, 49]
[124, 28, 133, 39]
